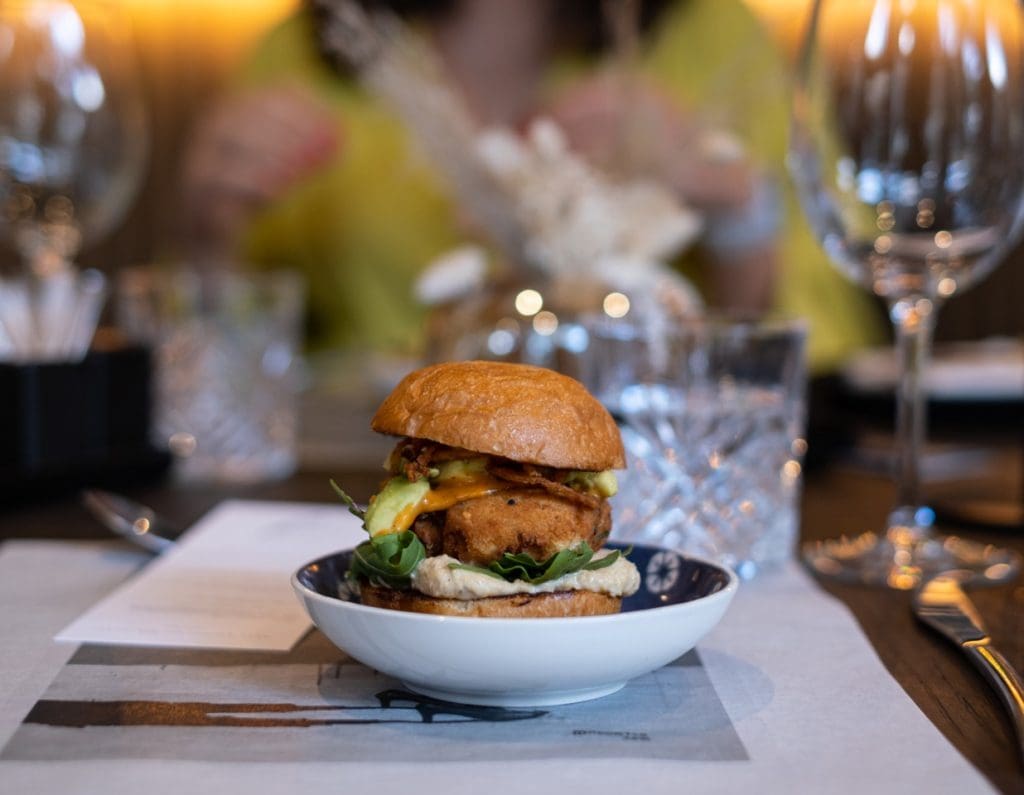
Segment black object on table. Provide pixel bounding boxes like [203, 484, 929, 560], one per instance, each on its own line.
[0, 344, 169, 504]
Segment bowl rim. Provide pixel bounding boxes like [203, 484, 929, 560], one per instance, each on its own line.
[291, 543, 739, 628]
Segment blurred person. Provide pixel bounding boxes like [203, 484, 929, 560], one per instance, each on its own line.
[180, 0, 883, 369]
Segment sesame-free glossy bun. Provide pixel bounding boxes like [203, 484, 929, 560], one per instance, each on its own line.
[371, 361, 626, 471]
[360, 583, 622, 617]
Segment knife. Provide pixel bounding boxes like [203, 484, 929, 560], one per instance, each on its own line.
[913, 574, 1024, 765]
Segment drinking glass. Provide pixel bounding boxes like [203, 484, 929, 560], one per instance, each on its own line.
[117, 267, 305, 484]
[587, 315, 808, 580]
[0, 0, 147, 277]
[790, 0, 1024, 587]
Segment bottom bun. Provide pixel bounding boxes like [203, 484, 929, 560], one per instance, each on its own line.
[360, 584, 622, 618]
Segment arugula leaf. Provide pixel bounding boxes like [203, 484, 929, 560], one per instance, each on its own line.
[330, 479, 367, 520]
[490, 545, 593, 584]
[581, 545, 626, 569]
[449, 544, 631, 585]
[347, 531, 426, 589]
[448, 545, 622, 586]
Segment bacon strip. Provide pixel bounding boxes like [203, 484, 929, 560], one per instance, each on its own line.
[388, 438, 601, 509]
[390, 439, 480, 481]
[486, 463, 600, 508]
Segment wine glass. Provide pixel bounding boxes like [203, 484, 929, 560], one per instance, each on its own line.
[0, 0, 146, 359]
[0, 0, 147, 275]
[790, 0, 1024, 588]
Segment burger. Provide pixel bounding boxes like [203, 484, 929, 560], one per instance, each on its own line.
[333, 360, 640, 618]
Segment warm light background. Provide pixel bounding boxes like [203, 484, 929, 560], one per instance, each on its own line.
[79, 0, 299, 273]
[77, 0, 1021, 343]
[123, 0, 299, 75]
[743, 0, 813, 62]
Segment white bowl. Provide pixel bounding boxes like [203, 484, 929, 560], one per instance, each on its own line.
[292, 543, 737, 707]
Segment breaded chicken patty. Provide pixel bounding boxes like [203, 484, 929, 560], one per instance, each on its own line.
[437, 489, 612, 565]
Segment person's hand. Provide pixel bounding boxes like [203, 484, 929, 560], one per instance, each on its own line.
[546, 72, 754, 213]
[181, 83, 340, 259]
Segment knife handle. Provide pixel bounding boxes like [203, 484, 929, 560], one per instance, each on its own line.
[966, 643, 1024, 765]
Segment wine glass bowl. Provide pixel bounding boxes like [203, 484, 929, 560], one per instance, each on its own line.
[793, 0, 1024, 302]
[790, 0, 1024, 587]
[0, 0, 147, 276]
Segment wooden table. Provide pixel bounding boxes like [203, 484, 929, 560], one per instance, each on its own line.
[1, 460, 1022, 793]
[804, 463, 1023, 794]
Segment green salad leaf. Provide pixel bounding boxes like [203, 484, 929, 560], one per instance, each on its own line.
[332, 479, 425, 588]
[330, 479, 367, 521]
[347, 531, 427, 589]
[450, 543, 628, 585]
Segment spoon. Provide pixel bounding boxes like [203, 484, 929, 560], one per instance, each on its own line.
[80, 489, 184, 554]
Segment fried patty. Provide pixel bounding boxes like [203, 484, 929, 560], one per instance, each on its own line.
[435, 489, 611, 566]
[394, 440, 613, 565]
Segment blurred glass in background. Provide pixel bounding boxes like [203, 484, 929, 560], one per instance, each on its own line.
[35, 0, 300, 281]
[592, 316, 807, 579]
[0, 0, 147, 363]
[117, 266, 305, 483]
[0, 0, 147, 278]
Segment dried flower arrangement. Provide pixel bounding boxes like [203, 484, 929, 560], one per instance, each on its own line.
[314, 0, 704, 333]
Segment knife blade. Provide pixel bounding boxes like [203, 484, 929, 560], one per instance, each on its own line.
[914, 575, 1024, 767]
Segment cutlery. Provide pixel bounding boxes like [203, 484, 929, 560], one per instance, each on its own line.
[913, 574, 1024, 765]
[80, 489, 184, 554]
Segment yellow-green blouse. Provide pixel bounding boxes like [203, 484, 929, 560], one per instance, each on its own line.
[241, 0, 883, 370]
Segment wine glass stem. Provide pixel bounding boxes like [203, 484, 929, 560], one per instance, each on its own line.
[888, 296, 937, 538]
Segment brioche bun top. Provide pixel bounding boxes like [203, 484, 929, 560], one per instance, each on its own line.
[371, 361, 626, 471]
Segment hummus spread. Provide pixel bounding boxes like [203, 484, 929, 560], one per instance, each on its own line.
[410, 550, 641, 601]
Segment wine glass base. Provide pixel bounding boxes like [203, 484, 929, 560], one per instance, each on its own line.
[803, 532, 1021, 590]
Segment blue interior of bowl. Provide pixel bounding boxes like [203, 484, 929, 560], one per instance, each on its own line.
[297, 543, 732, 612]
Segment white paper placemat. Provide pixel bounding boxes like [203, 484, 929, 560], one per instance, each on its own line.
[0, 502, 993, 794]
[55, 501, 363, 651]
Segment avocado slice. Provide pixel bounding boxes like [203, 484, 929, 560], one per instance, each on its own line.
[364, 476, 430, 536]
[565, 470, 618, 497]
[433, 457, 488, 483]
[593, 470, 618, 497]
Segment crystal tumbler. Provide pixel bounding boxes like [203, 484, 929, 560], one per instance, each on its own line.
[117, 267, 304, 483]
[585, 316, 808, 579]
